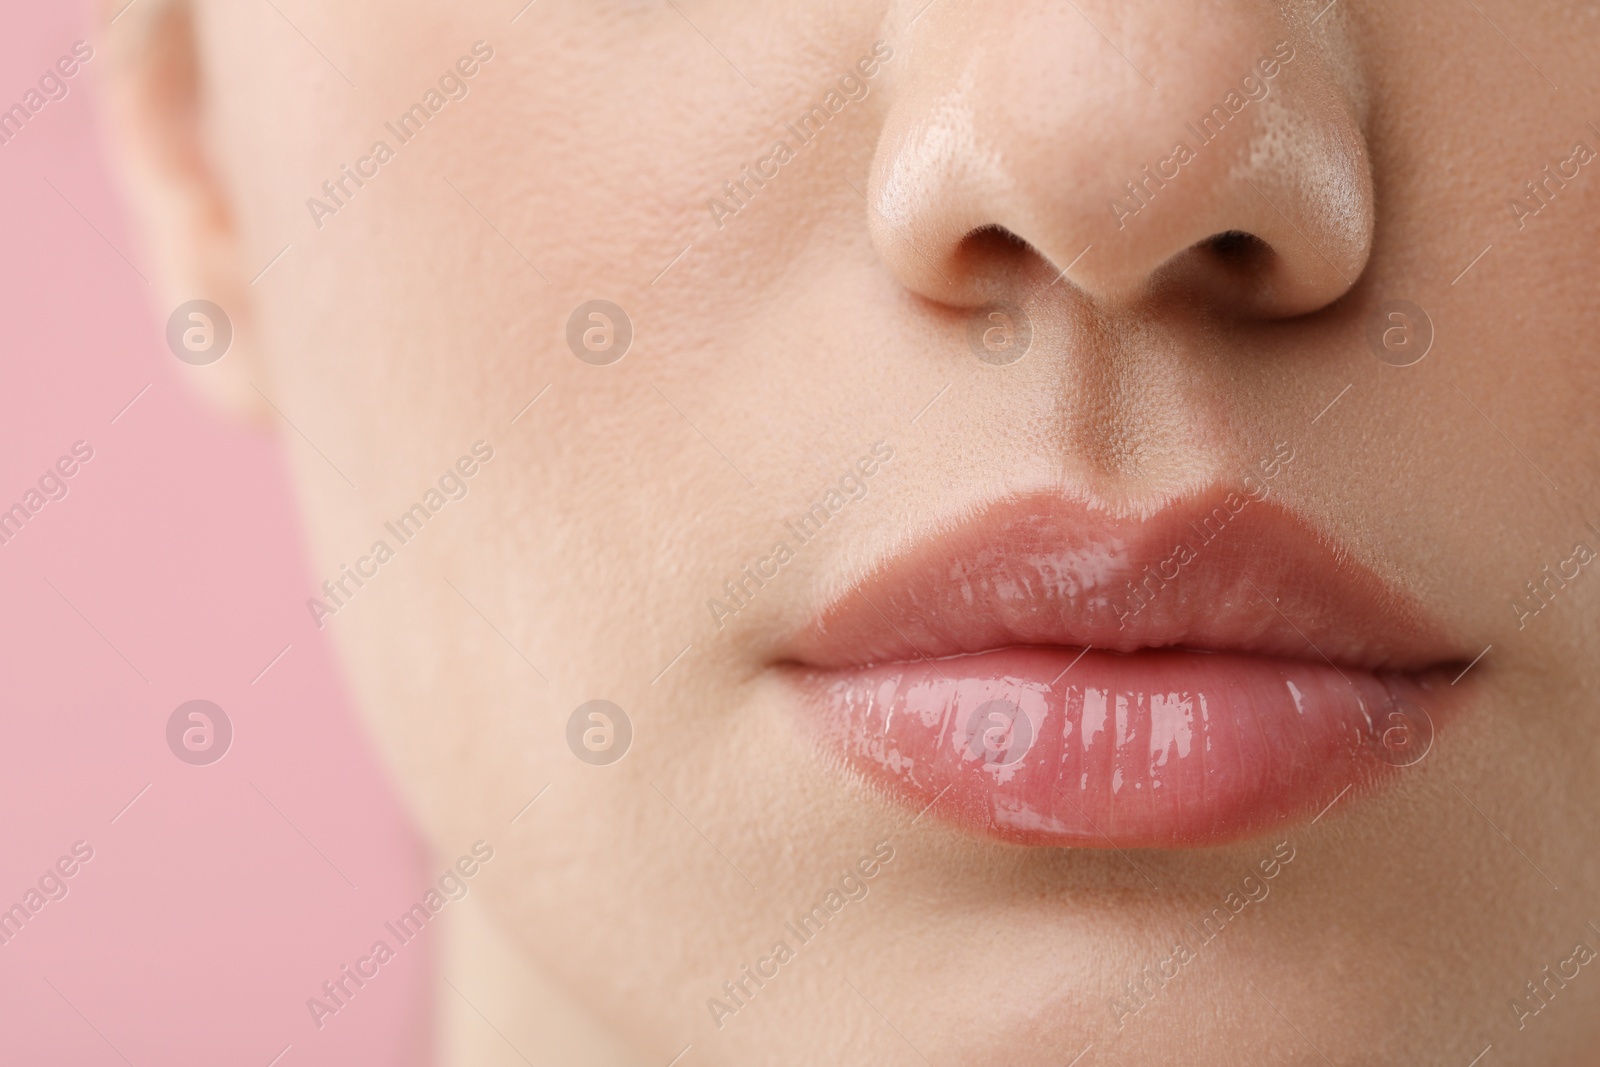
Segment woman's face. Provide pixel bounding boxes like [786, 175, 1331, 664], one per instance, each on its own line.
[113, 0, 1600, 1061]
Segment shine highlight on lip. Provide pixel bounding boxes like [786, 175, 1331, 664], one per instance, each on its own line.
[782, 484, 1473, 848]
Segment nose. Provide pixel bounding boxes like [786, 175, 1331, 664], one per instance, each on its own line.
[866, 1, 1374, 319]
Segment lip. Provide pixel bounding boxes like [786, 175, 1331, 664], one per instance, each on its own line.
[780, 489, 1474, 848]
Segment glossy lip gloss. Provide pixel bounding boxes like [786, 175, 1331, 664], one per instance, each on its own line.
[779, 491, 1473, 848]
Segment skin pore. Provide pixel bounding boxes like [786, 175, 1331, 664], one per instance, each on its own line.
[103, 0, 1600, 1063]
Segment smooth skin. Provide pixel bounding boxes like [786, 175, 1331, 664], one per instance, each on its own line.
[102, 0, 1600, 1063]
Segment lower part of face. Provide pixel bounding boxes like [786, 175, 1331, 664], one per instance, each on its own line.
[206, 0, 1600, 1061]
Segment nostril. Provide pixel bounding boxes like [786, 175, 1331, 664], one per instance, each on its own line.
[962, 223, 1033, 256]
[944, 224, 1041, 301]
[1140, 229, 1288, 316]
[1199, 230, 1278, 300]
[1205, 230, 1270, 263]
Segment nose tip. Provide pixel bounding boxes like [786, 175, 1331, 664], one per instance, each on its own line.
[865, 3, 1374, 319]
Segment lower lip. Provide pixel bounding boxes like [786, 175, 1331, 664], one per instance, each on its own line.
[790, 647, 1455, 848]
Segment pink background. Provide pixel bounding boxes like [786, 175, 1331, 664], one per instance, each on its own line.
[0, 2, 432, 1063]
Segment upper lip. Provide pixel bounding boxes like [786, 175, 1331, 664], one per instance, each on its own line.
[785, 488, 1468, 676]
